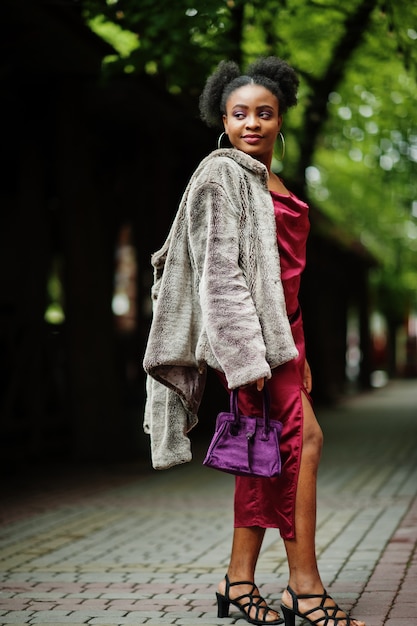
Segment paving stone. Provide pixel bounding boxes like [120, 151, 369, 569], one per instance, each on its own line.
[0, 379, 416, 624]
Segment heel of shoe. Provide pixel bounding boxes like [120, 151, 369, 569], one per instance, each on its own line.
[216, 592, 230, 618]
[280, 605, 295, 626]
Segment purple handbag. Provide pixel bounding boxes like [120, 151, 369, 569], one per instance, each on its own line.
[203, 387, 282, 478]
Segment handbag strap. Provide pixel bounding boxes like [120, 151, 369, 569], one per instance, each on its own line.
[231, 386, 271, 434]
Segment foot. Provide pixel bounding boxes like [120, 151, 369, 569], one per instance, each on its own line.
[218, 576, 283, 624]
[281, 585, 365, 626]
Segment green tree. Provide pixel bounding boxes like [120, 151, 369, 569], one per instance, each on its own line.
[82, 0, 417, 343]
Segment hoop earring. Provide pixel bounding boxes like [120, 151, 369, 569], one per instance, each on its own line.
[217, 132, 228, 149]
[278, 132, 286, 160]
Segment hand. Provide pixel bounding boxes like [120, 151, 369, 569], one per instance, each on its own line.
[303, 359, 312, 393]
[256, 377, 265, 391]
[241, 378, 265, 390]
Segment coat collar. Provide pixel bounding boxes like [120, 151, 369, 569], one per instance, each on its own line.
[199, 148, 269, 186]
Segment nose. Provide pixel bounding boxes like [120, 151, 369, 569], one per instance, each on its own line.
[245, 114, 260, 129]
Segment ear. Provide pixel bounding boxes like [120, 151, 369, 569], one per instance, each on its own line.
[222, 114, 228, 133]
[278, 115, 283, 131]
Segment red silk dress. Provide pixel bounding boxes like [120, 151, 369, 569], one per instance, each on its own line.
[222, 189, 311, 540]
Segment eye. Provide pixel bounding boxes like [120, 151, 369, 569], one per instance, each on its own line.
[260, 111, 273, 119]
[233, 110, 246, 119]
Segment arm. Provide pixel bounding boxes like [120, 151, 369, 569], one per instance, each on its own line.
[188, 181, 271, 389]
[303, 359, 312, 393]
[255, 360, 311, 394]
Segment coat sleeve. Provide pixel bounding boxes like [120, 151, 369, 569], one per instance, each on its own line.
[187, 179, 272, 389]
[143, 374, 197, 469]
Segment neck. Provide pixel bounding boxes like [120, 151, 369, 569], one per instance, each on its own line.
[253, 153, 272, 173]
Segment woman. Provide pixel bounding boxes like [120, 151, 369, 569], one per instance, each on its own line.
[143, 56, 365, 626]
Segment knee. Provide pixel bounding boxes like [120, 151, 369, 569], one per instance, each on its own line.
[301, 392, 323, 462]
[303, 419, 323, 462]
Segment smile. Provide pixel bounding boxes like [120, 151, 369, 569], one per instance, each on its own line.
[242, 135, 263, 144]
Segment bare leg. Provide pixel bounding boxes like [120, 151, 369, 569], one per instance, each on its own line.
[218, 392, 365, 626]
[282, 392, 323, 592]
[227, 526, 266, 581]
[218, 526, 282, 622]
[281, 393, 365, 626]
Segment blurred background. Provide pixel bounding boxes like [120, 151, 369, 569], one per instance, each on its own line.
[1, 0, 416, 470]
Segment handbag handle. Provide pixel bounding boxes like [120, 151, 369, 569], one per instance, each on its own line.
[230, 386, 271, 435]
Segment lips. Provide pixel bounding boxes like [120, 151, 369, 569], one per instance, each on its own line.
[242, 135, 263, 144]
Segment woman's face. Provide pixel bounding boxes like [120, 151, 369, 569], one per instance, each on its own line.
[222, 84, 282, 165]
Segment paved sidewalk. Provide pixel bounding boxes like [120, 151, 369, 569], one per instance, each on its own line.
[0, 379, 416, 626]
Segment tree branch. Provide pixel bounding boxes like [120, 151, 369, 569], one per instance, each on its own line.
[296, 0, 380, 189]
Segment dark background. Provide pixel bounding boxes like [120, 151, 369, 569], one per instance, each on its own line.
[1, 0, 410, 473]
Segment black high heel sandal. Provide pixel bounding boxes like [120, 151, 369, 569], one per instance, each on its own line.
[216, 574, 284, 625]
[280, 585, 356, 626]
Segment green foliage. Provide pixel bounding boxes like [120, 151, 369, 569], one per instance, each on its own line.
[82, 0, 242, 93]
[88, 14, 139, 58]
[307, 5, 417, 312]
[81, 0, 417, 317]
[242, 0, 350, 76]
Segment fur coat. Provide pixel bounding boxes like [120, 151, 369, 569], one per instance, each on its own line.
[142, 148, 298, 469]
